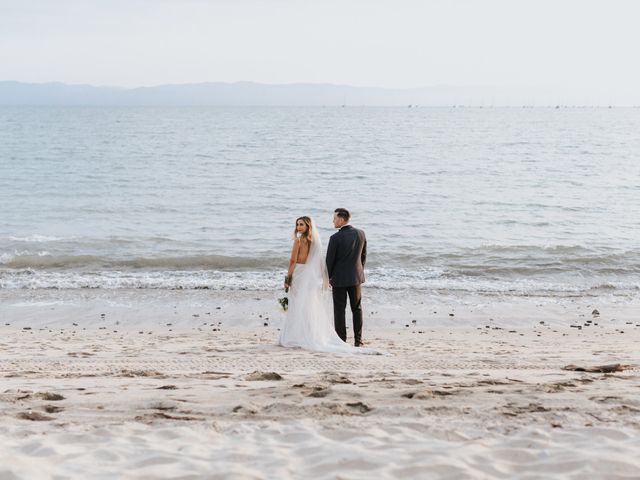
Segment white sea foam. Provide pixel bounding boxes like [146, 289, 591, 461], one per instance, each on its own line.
[0, 250, 51, 265]
[0, 268, 637, 296]
[5, 234, 70, 242]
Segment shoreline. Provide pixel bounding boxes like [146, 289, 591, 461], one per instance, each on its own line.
[1, 287, 638, 331]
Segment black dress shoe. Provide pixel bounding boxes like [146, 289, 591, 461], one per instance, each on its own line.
[355, 341, 364, 347]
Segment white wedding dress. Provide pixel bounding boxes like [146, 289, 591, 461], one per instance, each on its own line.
[278, 220, 383, 355]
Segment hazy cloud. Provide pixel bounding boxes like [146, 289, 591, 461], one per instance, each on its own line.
[1, 0, 639, 101]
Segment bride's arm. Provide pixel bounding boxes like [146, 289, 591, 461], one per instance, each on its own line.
[285, 238, 300, 289]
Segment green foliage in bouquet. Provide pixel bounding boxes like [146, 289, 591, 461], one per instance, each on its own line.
[278, 296, 289, 311]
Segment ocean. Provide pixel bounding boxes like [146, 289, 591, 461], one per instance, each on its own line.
[1, 106, 639, 297]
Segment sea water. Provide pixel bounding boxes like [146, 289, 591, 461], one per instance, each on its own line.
[1, 106, 639, 297]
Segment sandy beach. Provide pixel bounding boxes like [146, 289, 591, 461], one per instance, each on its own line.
[1, 291, 639, 479]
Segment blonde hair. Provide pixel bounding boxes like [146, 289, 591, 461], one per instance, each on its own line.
[294, 216, 313, 242]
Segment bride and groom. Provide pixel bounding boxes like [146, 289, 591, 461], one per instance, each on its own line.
[278, 208, 381, 354]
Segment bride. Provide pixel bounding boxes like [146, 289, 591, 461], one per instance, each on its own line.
[278, 216, 382, 354]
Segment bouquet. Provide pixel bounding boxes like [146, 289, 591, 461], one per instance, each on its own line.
[278, 274, 292, 312]
[278, 296, 289, 312]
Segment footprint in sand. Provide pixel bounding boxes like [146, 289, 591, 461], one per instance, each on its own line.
[244, 371, 283, 381]
[17, 411, 54, 421]
[346, 402, 372, 414]
[67, 352, 95, 357]
[36, 392, 65, 401]
[307, 387, 331, 398]
[43, 405, 64, 413]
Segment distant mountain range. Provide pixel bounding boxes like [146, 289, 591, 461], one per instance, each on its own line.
[0, 81, 635, 106]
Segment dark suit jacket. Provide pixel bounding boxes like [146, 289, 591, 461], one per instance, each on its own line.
[326, 225, 367, 287]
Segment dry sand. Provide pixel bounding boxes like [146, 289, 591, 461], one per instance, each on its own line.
[2, 311, 640, 479]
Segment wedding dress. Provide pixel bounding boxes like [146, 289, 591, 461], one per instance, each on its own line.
[278, 219, 383, 355]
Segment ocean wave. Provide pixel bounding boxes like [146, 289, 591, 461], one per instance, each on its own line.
[0, 268, 638, 295]
[1, 253, 283, 270]
[5, 235, 73, 243]
[1, 246, 639, 276]
[377, 246, 640, 270]
[0, 250, 51, 265]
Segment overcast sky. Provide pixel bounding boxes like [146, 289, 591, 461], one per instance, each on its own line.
[1, 0, 639, 96]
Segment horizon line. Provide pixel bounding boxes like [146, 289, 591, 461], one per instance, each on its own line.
[2, 80, 637, 107]
[0, 79, 575, 91]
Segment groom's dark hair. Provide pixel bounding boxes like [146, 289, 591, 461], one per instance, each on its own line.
[334, 208, 351, 221]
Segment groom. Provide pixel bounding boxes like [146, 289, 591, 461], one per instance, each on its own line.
[326, 208, 367, 347]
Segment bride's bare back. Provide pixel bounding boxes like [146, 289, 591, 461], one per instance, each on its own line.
[285, 237, 310, 289]
[295, 237, 310, 264]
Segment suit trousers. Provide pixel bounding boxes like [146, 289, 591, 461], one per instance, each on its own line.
[332, 285, 363, 344]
